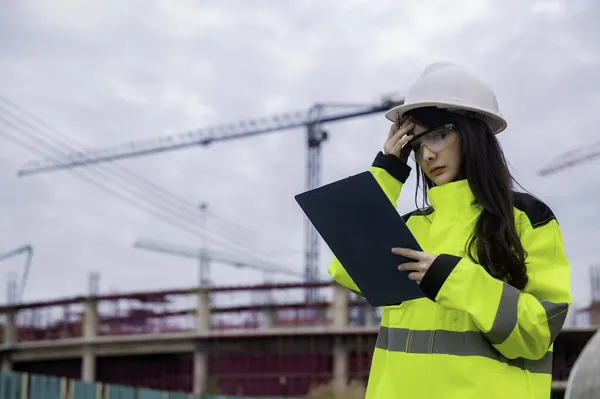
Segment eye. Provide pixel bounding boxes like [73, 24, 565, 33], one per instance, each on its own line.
[428, 132, 445, 143]
[432, 129, 452, 141]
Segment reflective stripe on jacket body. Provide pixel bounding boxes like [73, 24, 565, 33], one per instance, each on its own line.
[327, 152, 572, 399]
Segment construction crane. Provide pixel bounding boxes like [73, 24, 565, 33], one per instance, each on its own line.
[18, 98, 405, 302]
[538, 140, 600, 176]
[0, 245, 34, 303]
[133, 237, 304, 288]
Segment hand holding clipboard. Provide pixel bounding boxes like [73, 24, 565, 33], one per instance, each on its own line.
[295, 171, 425, 307]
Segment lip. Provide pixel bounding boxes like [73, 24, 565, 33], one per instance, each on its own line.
[429, 166, 445, 176]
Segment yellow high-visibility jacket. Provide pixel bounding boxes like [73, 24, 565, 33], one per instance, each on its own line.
[328, 152, 571, 399]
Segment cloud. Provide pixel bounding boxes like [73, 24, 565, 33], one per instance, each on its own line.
[0, 0, 598, 313]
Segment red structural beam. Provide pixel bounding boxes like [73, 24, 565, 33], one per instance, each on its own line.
[210, 280, 331, 293]
[0, 280, 336, 313]
[96, 299, 367, 321]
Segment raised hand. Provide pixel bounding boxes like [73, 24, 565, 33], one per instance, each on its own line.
[383, 114, 415, 163]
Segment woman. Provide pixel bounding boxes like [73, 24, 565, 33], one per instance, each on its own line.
[327, 63, 571, 398]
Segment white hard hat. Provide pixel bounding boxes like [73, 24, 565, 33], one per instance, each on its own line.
[385, 62, 507, 134]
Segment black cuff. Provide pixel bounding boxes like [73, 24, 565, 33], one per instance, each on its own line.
[372, 152, 411, 183]
[420, 254, 461, 301]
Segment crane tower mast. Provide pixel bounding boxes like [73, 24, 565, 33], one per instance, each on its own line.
[0, 245, 34, 303]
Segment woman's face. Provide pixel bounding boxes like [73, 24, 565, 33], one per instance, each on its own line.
[410, 120, 462, 185]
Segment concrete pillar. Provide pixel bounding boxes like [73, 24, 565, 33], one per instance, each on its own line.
[196, 288, 210, 333]
[81, 297, 98, 382]
[332, 336, 348, 392]
[1, 309, 15, 372]
[331, 283, 349, 327]
[194, 289, 210, 394]
[263, 305, 275, 329]
[193, 343, 209, 395]
[82, 347, 95, 382]
[83, 298, 98, 339]
[1, 355, 12, 372]
[364, 306, 376, 326]
[3, 309, 15, 345]
[194, 288, 211, 395]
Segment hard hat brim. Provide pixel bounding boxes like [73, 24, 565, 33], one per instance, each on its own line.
[385, 101, 507, 135]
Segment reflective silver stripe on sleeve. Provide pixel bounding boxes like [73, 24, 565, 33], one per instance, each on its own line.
[483, 283, 569, 348]
[485, 283, 520, 345]
[540, 300, 569, 344]
[375, 326, 553, 375]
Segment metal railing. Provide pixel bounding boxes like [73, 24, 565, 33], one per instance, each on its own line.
[0, 281, 374, 344]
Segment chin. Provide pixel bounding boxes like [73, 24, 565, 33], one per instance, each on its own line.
[431, 171, 457, 186]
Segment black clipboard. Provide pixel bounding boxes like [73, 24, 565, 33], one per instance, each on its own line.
[295, 171, 425, 307]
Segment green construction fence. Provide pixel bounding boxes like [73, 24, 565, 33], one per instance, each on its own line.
[0, 371, 299, 399]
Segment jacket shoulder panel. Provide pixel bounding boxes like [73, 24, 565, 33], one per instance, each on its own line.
[402, 207, 434, 223]
[513, 191, 557, 229]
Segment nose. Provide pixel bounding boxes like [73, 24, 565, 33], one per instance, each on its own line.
[421, 145, 436, 160]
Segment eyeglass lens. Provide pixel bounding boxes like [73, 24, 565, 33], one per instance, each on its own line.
[410, 127, 457, 161]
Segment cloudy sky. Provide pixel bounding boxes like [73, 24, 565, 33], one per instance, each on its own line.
[0, 0, 598, 321]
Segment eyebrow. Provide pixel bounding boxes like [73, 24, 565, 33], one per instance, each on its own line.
[411, 130, 434, 144]
[411, 124, 455, 145]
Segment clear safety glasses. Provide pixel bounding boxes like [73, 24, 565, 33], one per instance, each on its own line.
[409, 123, 459, 161]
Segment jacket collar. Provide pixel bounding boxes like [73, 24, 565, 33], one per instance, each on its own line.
[426, 179, 478, 215]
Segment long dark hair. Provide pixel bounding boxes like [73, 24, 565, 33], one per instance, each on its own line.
[406, 107, 529, 290]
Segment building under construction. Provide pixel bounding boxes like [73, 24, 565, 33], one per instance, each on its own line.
[2, 90, 599, 397]
[0, 277, 599, 398]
